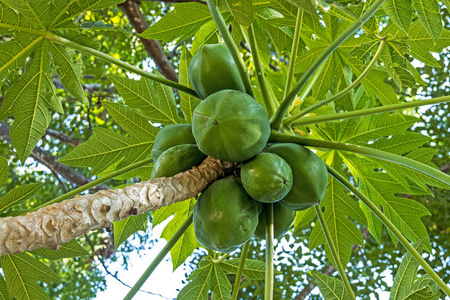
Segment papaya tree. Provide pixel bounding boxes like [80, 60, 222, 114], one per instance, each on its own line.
[0, 0, 449, 299]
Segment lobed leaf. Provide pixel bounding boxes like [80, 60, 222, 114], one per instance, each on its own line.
[310, 270, 350, 300]
[48, 43, 88, 105]
[390, 240, 424, 300]
[219, 0, 253, 26]
[31, 240, 89, 260]
[0, 184, 42, 214]
[309, 163, 366, 267]
[180, 45, 201, 123]
[58, 127, 153, 174]
[109, 75, 183, 125]
[0, 157, 8, 189]
[1, 253, 60, 300]
[140, 3, 212, 43]
[412, 0, 442, 44]
[0, 275, 8, 300]
[177, 261, 232, 300]
[114, 214, 148, 251]
[219, 258, 267, 280]
[159, 199, 199, 271]
[382, 0, 412, 33]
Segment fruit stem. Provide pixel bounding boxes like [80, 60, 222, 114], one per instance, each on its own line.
[32, 157, 153, 211]
[231, 241, 250, 300]
[314, 205, 356, 300]
[124, 213, 194, 300]
[284, 38, 386, 127]
[326, 166, 450, 297]
[211, 252, 230, 264]
[265, 203, 274, 300]
[268, 131, 450, 186]
[269, 0, 386, 130]
[206, 0, 255, 98]
[243, 24, 277, 117]
[45, 33, 199, 98]
[287, 95, 450, 127]
[283, 8, 304, 100]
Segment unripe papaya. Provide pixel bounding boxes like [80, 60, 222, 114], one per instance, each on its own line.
[188, 44, 245, 99]
[151, 144, 206, 179]
[267, 143, 328, 211]
[193, 176, 259, 253]
[254, 202, 296, 239]
[192, 90, 270, 162]
[240, 153, 293, 203]
[151, 124, 196, 162]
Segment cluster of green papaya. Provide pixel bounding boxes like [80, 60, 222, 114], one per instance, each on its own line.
[151, 44, 328, 253]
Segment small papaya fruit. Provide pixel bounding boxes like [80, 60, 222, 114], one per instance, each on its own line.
[188, 44, 245, 99]
[254, 202, 296, 239]
[151, 124, 196, 162]
[192, 90, 270, 162]
[267, 143, 328, 211]
[151, 144, 206, 179]
[193, 176, 259, 253]
[240, 153, 293, 203]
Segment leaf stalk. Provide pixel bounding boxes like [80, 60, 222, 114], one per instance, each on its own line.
[314, 205, 356, 300]
[230, 241, 250, 300]
[45, 33, 199, 97]
[206, 0, 254, 97]
[270, 0, 386, 130]
[265, 203, 274, 300]
[284, 38, 386, 127]
[290, 95, 450, 127]
[124, 213, 194, 300]
[269, 131, 450, 186]
[243, 24, 277, 116]
[33, 157, 153, 210]
[283, 8, 304, 99]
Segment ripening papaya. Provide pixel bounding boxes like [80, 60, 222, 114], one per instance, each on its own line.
[151, 124, 196, 162]
[151, 144, 206, 179]
[188, 44, 245, 99]
[240, 153, 293, 203]
[193, 176, 259, 253]
[254, 202, 296, 239]
[267, 143, 328, 211]
[192, 90, 270, 162]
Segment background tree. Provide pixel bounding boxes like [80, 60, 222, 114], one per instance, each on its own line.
[0, 0, 449, 299]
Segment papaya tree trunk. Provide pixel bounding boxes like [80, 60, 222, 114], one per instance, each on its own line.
[0, 157, 231, 256]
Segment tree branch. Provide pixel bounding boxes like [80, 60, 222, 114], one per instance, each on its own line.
[45, 128, 81, 147]
[0, 157, 232, 255]
[0, 122, 109, 192]
[119, 0, 179, 82]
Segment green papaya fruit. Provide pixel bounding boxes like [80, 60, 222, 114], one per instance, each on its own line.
[267, 143, 328, 211]
[193, 176, 259, 253]
[188, 44, 245, 99]
[240, 153, 293, 203]
[151, 144, 206, 179]
[254, 202, 296, 239]
[192, 90, 270, 162]
[151, 124, 196, 162]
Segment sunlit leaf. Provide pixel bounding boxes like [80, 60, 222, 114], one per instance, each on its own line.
[32, 240, 89, 259]
[114, 214, 148, 251]
[310, 270, 350, 299]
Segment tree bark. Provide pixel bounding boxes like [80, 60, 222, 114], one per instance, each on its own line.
[0, 122, 109, 192]
[120, 0, 179, 82]
[0, 157, 231, 256]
